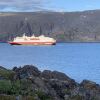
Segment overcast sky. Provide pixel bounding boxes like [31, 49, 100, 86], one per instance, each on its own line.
[0, 0, 100, 12]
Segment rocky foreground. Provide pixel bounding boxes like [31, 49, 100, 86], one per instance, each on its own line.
[0, 65, 100, 100]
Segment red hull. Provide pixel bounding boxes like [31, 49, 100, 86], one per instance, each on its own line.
[8, 42, 56, 45]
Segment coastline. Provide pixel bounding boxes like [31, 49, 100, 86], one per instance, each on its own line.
[2, 41, 100, 44]
[0, 65, 100, 100]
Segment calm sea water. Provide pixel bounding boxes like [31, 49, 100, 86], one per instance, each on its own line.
[0, 43, 100, 83]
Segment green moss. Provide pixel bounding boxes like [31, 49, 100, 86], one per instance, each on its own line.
[11, 80, 21, 95]
[0, 34, 8, 40]
[0, 80, 21, 95]
[22, 96, 35, 100]
[0, 80, 12, 94]
[91, 97, 100, 100]
[0, 95, 36, 100]
[71, 95, 84, 100]
[0, 69, 15, 80]
[20, 79, 33, 95]
[56, 34, 67, 41]
[0, 95, 16, 100]
[63, 89, 71, 95]
[36, 90, 52, 100]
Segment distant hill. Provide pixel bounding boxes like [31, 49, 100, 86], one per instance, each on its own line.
[0, 10, 100, 42]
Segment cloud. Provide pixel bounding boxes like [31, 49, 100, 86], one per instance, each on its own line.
[0, 0, 47, 11]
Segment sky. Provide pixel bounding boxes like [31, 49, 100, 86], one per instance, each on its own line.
[0, 0, 100, 12]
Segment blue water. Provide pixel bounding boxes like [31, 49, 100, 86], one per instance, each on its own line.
[0, 43, 100, 83]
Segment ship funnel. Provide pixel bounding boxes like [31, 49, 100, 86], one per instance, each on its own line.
[23, 33, 26, 36]
[32, 34, 35, 36]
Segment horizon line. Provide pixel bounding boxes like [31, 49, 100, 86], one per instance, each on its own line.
[0, 9, 100, 13]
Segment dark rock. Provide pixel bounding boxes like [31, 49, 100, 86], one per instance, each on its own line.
[0, 76, 5, 80]
[1, 65, 100, 99]
[0, 66, 7, 70]
[80, 80, 100, 91]
[41, 70, 77, 99]
[42, 70, 74, 81]
[12, 67, 18, 71]
[41, 70, 77, 89]
[13, 65, 41, 79]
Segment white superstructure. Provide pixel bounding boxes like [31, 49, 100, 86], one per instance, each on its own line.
[8, 33, 56, 45]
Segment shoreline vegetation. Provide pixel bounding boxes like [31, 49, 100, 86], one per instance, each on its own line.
[0, 65, 100, 100]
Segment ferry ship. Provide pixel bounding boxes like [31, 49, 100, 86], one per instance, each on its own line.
[8, 34, 56, 45]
